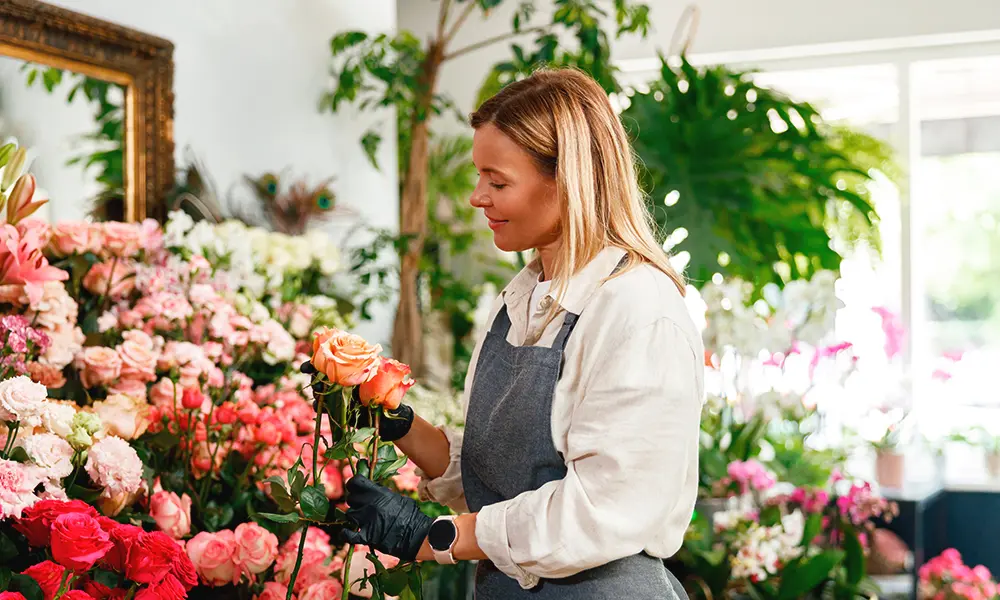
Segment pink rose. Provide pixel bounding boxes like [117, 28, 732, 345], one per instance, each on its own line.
[255, 582, 293, 600]
[77, 347, 122, 388]
[107, 379, 147, 403]
[233, 522, 278, 579]
[149, 378, 180, 409]
[391, 459, 420, 493]
[101, 223, 142, 258]
[349, 546, 399, 597]
[186, 530, 238, 586]
[139, 219, 163, 253]
[48, 222, 100, 257]
[83, 261, 135, 300]
[117, 332, 158, 383]
[300, 580, 343, 600]
[150, 491, 192, 539]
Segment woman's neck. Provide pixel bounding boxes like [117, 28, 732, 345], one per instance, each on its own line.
[535, 242, 560, 283]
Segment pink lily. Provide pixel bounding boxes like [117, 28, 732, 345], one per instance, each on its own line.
[4, 174, 47, 225]
[0, 224, 68, 305]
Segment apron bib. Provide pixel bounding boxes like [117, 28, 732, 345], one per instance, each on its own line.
[461, 269, 687, 599]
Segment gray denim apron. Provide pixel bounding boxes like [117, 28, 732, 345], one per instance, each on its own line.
[461, 273, 688, 599]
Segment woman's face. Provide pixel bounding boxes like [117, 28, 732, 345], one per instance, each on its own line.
[470, 124, 560, 253]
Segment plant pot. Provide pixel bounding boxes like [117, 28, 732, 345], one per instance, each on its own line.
[986, 451, 1000, 478]
[875, 450, 905, 488]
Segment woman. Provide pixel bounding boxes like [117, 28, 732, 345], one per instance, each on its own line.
[339, 68, 703, 598]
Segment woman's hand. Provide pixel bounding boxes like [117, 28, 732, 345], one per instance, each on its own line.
[342, 469, 433, 560]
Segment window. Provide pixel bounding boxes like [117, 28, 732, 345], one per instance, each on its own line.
[751, 53, 1000, 436]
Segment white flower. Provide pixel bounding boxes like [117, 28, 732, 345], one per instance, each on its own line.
[20, 433, 74, 480]
[0, 376, 48, 427]
[163, 210, 194, 247]
[42, 401, 77, 437]
[97, 309, 119, 333]
[85, 435, 143, 498]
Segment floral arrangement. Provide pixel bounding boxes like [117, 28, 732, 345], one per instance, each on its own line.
[0, 198, 429, 600]
[919, 549, 998, 600]
[697, 271, 858, 497]
[681, 465, 898, 599]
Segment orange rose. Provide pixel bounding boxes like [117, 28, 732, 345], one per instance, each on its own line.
[358, 357, 414, 410]
[310, 327, 381, 387]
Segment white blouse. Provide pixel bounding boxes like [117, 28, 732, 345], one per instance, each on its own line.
[418, 246, 705, 589]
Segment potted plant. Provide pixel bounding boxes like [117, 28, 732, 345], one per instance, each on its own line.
[870, 421, 907, 489]
[966, 427, 1000, 478]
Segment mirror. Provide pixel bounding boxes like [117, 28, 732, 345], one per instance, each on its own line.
[0, 57, 126, 222]
[0, 0, 174, 222]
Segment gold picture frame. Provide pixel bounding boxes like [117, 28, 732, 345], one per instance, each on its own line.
[0, 0, 174, 222]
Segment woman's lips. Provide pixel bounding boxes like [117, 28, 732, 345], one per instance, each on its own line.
[487, 218, 508, 231]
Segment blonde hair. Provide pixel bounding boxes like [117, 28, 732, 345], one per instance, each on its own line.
[470, 68, 686, 305]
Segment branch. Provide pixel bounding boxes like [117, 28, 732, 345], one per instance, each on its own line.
[436, 0, 452, 40]
[444, 25, 551, 61]
[443, 1, 477, 46]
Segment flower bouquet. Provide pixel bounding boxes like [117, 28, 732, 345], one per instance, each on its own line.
[919, 549, 998, 600]
[680, 465, 897, 599]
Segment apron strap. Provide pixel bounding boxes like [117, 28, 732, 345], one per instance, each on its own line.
[551, 312, 580, 351]
[488, 303, 514, 337]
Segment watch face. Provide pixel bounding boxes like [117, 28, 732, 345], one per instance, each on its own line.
[428, 519, 457, 551]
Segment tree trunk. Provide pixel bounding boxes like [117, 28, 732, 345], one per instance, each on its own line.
[390, 42, 445, 376]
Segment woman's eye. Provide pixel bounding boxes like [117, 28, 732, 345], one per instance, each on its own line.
[490, 183, 507, 190]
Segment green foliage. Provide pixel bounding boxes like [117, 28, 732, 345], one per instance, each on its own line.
[624, 55, 890, 294]
[22, 64, 126, 221]
[477, 0, 651, 106]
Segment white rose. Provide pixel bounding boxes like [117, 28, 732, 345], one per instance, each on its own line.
[0, 376, 48, 427]
[20, 433, 74, 480]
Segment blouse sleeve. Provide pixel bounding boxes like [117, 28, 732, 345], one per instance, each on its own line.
[474, 317, 702, 588]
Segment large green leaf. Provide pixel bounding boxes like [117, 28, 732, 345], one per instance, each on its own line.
[777, 550, 844, 599]
[623, 55, 890, 295]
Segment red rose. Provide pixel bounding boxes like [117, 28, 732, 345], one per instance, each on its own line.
[80, 582, 125, 600]
[134, 574, 185, 600]
[0, 592, 27, 600]
[181, 387, 205, 410]
[21, 561, 66, 600]
[62, 592, 96, 600]
[50, 513, 113, 572]
[15, 500, 99, 547]
[99, 523, 143, 573]
[126, 531, 175, 584]
[80, 580, 113, 600]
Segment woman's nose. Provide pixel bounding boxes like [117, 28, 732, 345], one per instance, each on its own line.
[469, 186, 489, 208]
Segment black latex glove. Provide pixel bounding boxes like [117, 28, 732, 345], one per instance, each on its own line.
[299, 360, 414, 442]
[342, 469, 433, 560]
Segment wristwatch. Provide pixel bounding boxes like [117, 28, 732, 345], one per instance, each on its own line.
[427, 516, 459, 564]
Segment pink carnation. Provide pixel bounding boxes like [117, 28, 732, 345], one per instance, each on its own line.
[0, 458, 43, 518]
[85, 436, 143, 498]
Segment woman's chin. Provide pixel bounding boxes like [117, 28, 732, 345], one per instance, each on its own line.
[491, 232, 529, 253]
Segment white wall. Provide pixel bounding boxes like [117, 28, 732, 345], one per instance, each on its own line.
[397, 0, 1000, 119]
[0, 0, 399, 345]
